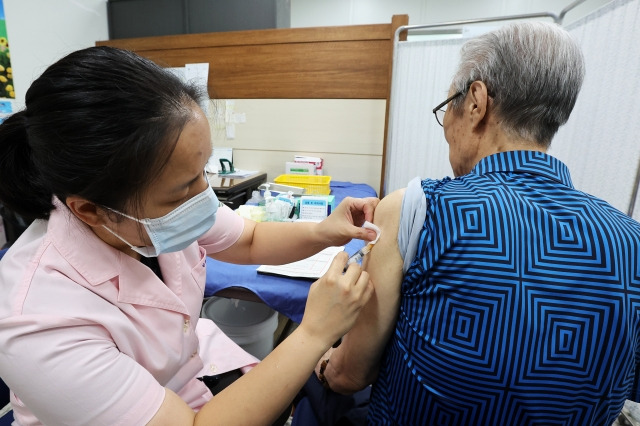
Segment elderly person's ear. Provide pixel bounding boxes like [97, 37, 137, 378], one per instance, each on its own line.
[467, 80, 491, 126]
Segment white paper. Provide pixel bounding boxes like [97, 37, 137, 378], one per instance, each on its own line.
[167, 67, 186, 82]
[185, 63, 210, 114]
[226, 123, 235, 139]
[220, 169, 258, 178]
[225, 100, 235, 121]
[231, 112, 246, 123]
[185, 63, 209, 87]
[257, 246, 345, 279]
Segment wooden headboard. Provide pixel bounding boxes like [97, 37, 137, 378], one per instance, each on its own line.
[97, 15, 408, 194]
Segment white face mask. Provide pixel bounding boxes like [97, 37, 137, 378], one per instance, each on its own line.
[102, 186, 220, 257]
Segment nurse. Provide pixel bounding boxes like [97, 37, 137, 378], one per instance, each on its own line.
[0, 46, 377, 425]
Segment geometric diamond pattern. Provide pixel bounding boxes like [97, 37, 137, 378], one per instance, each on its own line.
[367, 151, 640, 426]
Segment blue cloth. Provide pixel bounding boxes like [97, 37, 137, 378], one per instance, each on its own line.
[292, 374, 370, 426]
[368, 151, 640, 426]
[0, 410, 13, 426]
[0, 375, 11, 423]
[205, 181, 377, 323]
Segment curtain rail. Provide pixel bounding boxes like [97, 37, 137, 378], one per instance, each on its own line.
[628, 159, 640, 217]
[388, 0, 640, 218]
[393, 0, 587, 42]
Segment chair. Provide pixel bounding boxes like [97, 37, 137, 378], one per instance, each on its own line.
[0, 203, 32, 249]
[0, 377, 13, 426]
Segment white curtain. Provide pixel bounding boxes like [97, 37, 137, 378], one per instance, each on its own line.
[384, 38, 464, 194]
[384, 0, 640, 221]
[551, 0, 640, 220]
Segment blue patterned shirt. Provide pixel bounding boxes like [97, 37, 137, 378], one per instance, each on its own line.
[368, 151, 640, 425]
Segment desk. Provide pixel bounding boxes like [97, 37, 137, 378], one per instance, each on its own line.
[205, 181, 378, 324]
[208, 172, 267, 209]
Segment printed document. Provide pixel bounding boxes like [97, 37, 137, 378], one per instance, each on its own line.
[257, 246, 345, 279]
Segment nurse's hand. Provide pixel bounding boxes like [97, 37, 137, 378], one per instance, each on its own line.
[300, 252, 374, 347]
[316, 196, 379, 246]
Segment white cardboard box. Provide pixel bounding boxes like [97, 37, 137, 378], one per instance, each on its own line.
[294, 156, 323, 175]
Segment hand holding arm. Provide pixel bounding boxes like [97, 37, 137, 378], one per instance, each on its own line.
[319, 189, 405, 394]
[314, 196, 380, 246]
[211, 196, 380, 265]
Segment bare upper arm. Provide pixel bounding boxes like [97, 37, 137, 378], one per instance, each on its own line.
[206, 218, 258, 264]
[146, 388, 196, 426]
[360, 187, 405, 332]
[324, 188, 406, 393]
[363, 188, 405, 292]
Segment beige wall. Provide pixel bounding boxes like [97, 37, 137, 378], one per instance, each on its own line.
[208, 99, 386, 195]
[5, 0, 109, 109]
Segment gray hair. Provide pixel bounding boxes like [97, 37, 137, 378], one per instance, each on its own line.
[450, 21, 585, 147]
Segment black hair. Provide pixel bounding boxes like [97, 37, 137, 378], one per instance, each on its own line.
[0, 46, 205, 221]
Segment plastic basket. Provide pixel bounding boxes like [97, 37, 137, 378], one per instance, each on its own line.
[274, 174, 331, 195]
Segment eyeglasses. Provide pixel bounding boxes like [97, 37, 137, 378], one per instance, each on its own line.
[432, 91, 464, 127]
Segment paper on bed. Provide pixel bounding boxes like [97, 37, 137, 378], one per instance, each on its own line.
[256, 246, 345, 279]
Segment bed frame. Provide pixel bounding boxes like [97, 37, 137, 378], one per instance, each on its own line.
[97, 14, 409, 194]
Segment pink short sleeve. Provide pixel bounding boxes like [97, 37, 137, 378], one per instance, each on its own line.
[0, 318, 166, 426]
[198, 204, 245, 254]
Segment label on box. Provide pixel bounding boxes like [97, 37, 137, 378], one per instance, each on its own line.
[299, 196, 329, 220]
[295, 156, 323, 175]
[286, 161, 316, 175]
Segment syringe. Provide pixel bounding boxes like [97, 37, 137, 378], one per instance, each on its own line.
[345, 243, 373, 267]
[343, 221, 381, 271]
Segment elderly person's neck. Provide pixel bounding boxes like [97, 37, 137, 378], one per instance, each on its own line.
[449, 81, 546, 177]
[482, 122, 545, 157]
[453, 124, 545, 177]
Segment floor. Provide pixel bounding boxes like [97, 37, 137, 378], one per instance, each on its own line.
[614, 400, 640, 426]
[273, 313, 298, 347]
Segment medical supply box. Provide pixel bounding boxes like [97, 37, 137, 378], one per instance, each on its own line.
[274, 174, 331, 195]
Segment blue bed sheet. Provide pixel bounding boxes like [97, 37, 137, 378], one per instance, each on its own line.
[205, 181, 378, 323]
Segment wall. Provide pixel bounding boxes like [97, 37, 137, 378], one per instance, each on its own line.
[5, 0, 109, 109]
[108, 0, 290, 39]
[3, 0, 614, 196]
[5, 0, 612, 102]
[246, 0, 614, 193]
[209, 99, 387, 191]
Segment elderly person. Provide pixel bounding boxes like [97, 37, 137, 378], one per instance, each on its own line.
[319, 21, 640, 425]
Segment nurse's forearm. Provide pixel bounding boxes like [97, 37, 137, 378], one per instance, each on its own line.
[211, 196, 378, 265]
[249, 221, 328, 264]
[194, 325, 328, 425]
[147, 326, 328, 426]
[211, 219, 328, 265]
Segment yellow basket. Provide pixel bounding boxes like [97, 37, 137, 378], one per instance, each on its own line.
[274, 174, 332, 195]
